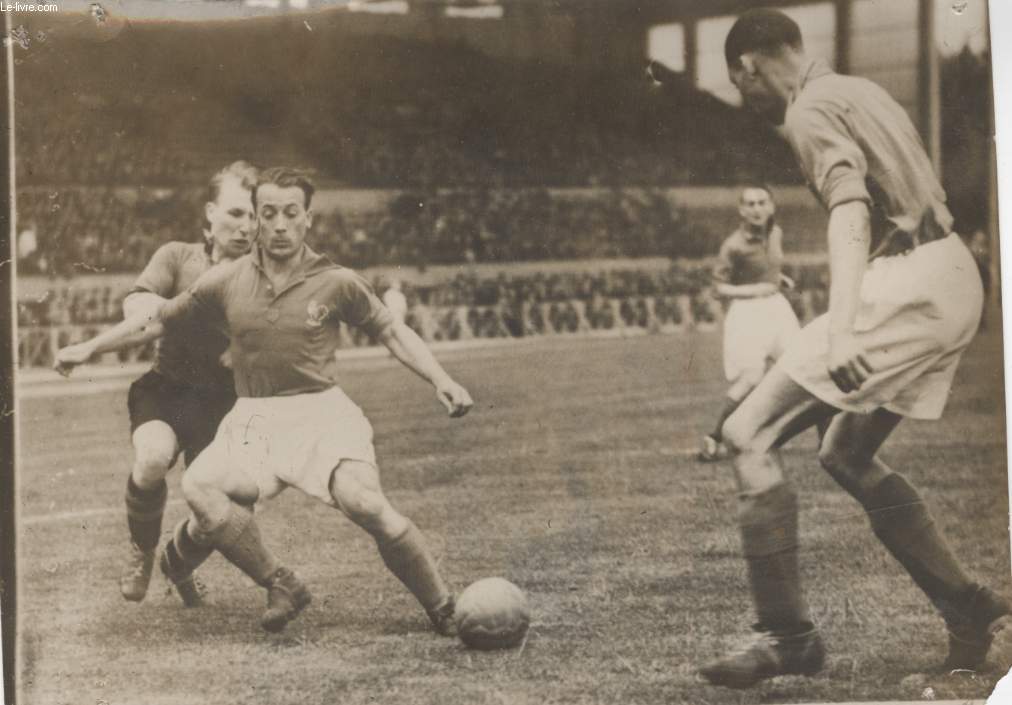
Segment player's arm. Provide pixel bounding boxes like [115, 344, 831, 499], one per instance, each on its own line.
[825, 201, 873, 392]
[376, 320, 474, 418]
[53, 301, 166, 376]
[56, 242, 180, 374]
[337, 270, 472, 417]
[785, 103, 875, 393]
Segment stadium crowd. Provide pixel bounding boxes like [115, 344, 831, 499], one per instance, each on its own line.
[16, 187, 709, 276]
[15, 22, 796, 191]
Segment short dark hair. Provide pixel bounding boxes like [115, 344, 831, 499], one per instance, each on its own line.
[724, 8, 803, 68]
[253, 167, 316, 210]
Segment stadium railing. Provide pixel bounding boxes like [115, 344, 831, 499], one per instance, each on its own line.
[15, 269, 828, 369]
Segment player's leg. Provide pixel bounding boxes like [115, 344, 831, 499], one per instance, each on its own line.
[819, 410, 1012, 671]
[120, 419, 178, 601]
[701, 367, 763, 460]
[121, 372, 184, 601]
[329, 459, 456, 635]
[699, 367, 836, 688]
[180, 443, 309, 631]
[703, 298, 781, 461]
[160, 387, 237, 606]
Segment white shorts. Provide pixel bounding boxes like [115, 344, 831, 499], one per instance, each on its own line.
[197, 386, 377, 506]
[778, 233, 983, 420]
[723, 293, 801, 382]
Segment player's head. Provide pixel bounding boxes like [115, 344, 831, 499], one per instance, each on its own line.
[725, 9, 804, 124]
[738, 183, 775, 232]
[253, 167, 316, 262]
[204, 161, 258, 261]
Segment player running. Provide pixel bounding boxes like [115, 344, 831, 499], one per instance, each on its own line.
[699, 185, 799, 461]
[128, 167, 472, 634]
[698, 9, 1012, 688]
[54, 161, 259, 606]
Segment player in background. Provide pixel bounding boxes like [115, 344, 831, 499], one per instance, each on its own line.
[54, 161, 259, 606]
[697, 9, 1012, 688]
[698, 185, 799, 461]
[125, 167, 472, 634]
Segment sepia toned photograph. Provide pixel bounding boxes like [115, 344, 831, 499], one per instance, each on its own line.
[5, 0, 1010, 703]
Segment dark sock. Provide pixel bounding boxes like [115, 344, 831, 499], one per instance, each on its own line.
[863, 473, 975, 625]
[376, 521, 450, 612]
[712, 396, 742, 442]
[207, 504, 281, 587]
[125, 476, 167, 551]
[738, 483, 810, 634]
[163, 518, 214, 578]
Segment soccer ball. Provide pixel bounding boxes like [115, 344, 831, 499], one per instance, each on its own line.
[455, 577, 530, 650]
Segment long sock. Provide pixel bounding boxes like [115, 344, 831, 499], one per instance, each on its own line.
[862, 473, 975, 626]
[162, 517, 214, 578]
[738, 482, 810, 634]
[207, 503, 281, 587]
[376, 521, 449, 612]
[125, 476, 167, 551]
[712, 396, 743, 442]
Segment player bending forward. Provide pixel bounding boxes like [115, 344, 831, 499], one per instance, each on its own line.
[55, 161, 259, 606]
[141, 167, 471, 634]
[699, 185, 799, 461]
[699, 9, 1012, 688]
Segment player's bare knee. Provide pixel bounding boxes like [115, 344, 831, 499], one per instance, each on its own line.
[336, 484, 388, 529]
[817, 441, 879, 498]
[816, 442, 846, 476]
[133, 444, 175, 482]
[330, 465, 389, 529]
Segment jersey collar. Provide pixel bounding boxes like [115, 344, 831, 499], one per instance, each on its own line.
[250, 242, 340, 294]
[794, 58, 833, 103]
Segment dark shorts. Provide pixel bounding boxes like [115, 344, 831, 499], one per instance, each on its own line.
[127, 369, 237, 467]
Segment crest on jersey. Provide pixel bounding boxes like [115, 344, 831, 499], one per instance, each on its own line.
[306, 300, 330, 327]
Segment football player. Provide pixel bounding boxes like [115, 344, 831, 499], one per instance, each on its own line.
[699, 184, 799, 461]
[119, 167, 473, 634]
[54, 161, 259, 606]
[699, 9, 1012, 688]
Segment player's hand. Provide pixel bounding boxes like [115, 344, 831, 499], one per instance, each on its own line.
[827, 332, 873, 393]
[219, 349, 233, 369]
[53, 342, 95, 377]
[436, 378, 473, 418]
[780, 274, 796, 291]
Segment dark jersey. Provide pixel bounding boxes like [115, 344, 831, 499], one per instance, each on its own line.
[713, 225, 785, 287]
[131, 242, 232, 389]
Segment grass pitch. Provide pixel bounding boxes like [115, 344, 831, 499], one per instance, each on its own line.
[14, 329, 1011, 704]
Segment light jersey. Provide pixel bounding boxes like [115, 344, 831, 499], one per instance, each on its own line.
[131, 241, 233, 389]
[160, 243, 394, 398]
[713, 224, 785, 287]
[783, 59, 953, 259]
